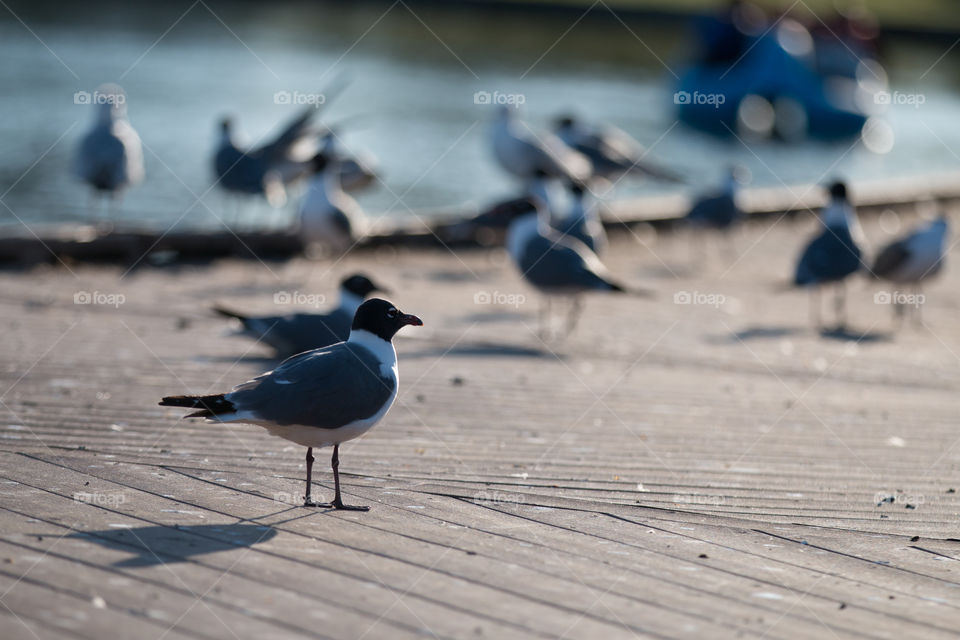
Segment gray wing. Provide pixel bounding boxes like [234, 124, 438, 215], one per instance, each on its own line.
[871, 239, 910, 279]
[228, 342, 394, 428]
[75, 127, 126, 191]
[519, 232, 618, 292]
[240, 310, 350, 356]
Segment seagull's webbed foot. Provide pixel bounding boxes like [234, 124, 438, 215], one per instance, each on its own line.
[331, 499, 370, 511]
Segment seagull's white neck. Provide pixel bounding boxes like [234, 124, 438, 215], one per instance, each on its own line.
[347, 329, 398, 370]
[337, 290, 365, 315]
[506, 211, 542, 263]
[822, 197, 852, 230]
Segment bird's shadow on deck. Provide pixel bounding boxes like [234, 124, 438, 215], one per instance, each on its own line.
[710, 325, 892, 344]
[406, 341, 558, 359]
[69, 523, 279, 567]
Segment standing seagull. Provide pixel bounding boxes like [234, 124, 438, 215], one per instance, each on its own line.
[74, 84, 144, 222]
[685, 166, 747, 231]
[506, 176, 637, 336]
[553, 114, 683, 183]
[214, 108, 317, 208]
[554, 184, 607, 255]
[160, 299, 423, 510]
[491, 106, 592, 184]
[214, 273, 389, 357]
[298, 153, 368, 254]
[794, 181, 863, 329]
[871, 215, 948, 325]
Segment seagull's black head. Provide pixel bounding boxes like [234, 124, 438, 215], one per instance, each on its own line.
[828, 181, 847, 201]
[341, 273, 388, 298]
[309, 153, 330, 174]
[352, 298, 423, 341]
[555, 115, 576, 129]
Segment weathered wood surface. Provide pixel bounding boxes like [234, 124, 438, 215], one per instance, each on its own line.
[1, 206, 959, 639]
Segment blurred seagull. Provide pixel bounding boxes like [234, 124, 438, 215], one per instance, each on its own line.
[553, 114, 683, 183]
[793, 181, 863, 329]
[871, 215, 948, 326]
[161, 298, 423, 510]
[554, 184, 607, 255]
[74, 83, 143, 221]
[686, 166, 748, 231]
[506, 174, 641, 337]
[213, 108, 317, 208]
[319, 131, 379, 192]
[214, 273, 388, 358]
[491, 106, 592, 184]
[298, 153, 368, 255]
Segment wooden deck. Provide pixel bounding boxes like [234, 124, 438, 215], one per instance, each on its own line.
[2, 206, 960, 639]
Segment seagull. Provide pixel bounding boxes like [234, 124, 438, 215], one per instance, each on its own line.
[319, 131, 379, 192]
[213, 108, 317, 208]
[505, 175, 638, 336]
[793, 181, 863, 329]
[553, 114, 683, 183]
[871, 215, 948, 325]
[553, 184, 607, 255]
[74, 84, 144, 221]
[686, 166, 747, 231]
[214, 273, 389, 358]
[160, 298, 423, 510]
[298, 153, 368, 254]
[491, 106, 592, 184]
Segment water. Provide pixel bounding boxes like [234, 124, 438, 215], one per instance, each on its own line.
[2, 0, 959, 231]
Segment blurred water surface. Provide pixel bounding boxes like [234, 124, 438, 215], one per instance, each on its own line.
[2, 0, 959, 231]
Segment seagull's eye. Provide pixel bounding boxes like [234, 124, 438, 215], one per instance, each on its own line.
[387, 308, 398, 318]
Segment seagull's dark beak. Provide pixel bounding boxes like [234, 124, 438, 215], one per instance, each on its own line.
[398, 313, 423, 327]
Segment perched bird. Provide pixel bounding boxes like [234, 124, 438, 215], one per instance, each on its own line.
[505, 176, 637, 336]
[553, 115, 683, 183]
[871, 215, 948, 325]
[213, 109, 317, 207]
[298, 153, 368, 254]
[319, 131, 380, 192]
[74, 84, 144, 220]
[215, 273, 388, 358]
[161, 298, 423, 510]
[686, 166, 747, 231]
[491, 106, 592, 184]
[793, 181, 863, 329]
[553, 184, 607, 255]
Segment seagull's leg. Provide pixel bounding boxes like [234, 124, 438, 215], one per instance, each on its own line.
[833, 282, 847, 330]
[809, 287, 821, 330]
[564, 297, 584, 337]
[911, 285, 924, 327]
[303, 447, 323, 507]
[330, 444, 369, 511]
[539, 298, 552, 340]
